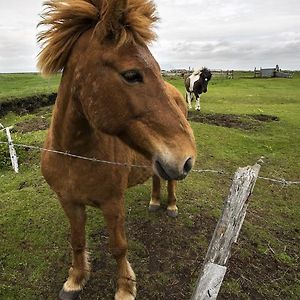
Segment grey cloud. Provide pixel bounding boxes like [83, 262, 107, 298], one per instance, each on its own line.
[152, 0, 300, 70]
[151, 29, 300, 70]
[0, 0, 300, 72]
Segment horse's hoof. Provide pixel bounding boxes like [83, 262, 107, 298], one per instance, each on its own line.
[148, 204, 161, 212]
[58, 288, 81, 300]
[166, 209, 178, 218]
[115, 290, 135, 300]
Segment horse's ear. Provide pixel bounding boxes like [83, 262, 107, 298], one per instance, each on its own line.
[97, 0, 128, 41]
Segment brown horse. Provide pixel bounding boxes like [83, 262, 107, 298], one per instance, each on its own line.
[37, 1, 196, 299]
[149, 81, 190, 218]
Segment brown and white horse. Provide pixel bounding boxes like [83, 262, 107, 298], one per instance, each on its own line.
[184, 68, 212, 111]
[37, 1, 196, 299]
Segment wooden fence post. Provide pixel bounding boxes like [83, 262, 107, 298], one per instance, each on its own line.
[1, 125, 19, 173]
[191, 163, 261, 300]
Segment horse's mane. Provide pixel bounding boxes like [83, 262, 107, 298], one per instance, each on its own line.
[37, 0, 158, 75]
[192, 69, 201, 76]
[192, 67, 210, 76]
[201, 67, 212, 79]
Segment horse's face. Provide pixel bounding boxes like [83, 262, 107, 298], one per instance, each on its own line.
[200, 70, 212, 93]
[75, 36, 196, 180]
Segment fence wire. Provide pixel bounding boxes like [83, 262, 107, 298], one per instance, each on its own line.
[0, 135, 300, 186]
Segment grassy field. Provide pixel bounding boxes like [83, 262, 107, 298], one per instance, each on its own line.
[0, 73, 60, 103]
[0, 72, 299, 299]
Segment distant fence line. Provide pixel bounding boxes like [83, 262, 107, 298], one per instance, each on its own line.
[211, 69, 234, 79]
[162, 69, 234, 79]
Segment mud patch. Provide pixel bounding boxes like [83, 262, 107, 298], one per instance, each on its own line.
[78, 212, 217, 300]
[15, 117, 50, 133]
[188, 112, 279, 130]
[0, 93, 56, 117]
[249, 114, 279, 122]
[40, 212, 216, 300]
[39, 207, 299, 300]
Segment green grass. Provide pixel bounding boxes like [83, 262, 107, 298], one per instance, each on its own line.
[0, 73, 60, 103]
[0, 72, 300, 299]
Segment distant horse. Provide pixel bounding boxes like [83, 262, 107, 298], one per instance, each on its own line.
[37, 1, 196, 300]
[184, 68, 212, 111]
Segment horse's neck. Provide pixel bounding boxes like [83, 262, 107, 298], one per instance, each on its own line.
[48, 82, 94, 153]
[189, 73, 200, 91]
[48, 81, 129, 161]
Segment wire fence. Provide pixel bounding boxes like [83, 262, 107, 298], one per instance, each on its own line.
[1, 125, 300, 186]
[1, 124, 299, 300]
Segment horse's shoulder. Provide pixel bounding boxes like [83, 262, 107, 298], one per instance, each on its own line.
[190, 72, 200, 81]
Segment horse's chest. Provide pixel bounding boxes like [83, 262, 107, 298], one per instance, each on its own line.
[127, 152, 153, 187]
[189, 74, 200, 92]
[127, 167, 153, 187]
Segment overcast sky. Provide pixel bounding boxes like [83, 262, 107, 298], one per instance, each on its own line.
[0, 0, 300, 72]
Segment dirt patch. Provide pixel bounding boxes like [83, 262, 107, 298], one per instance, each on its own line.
[39, 207, 299, 300]
[188, 112, 279, 130]
[249, 114, 279, 122]
[0, 93, 56, 117]
[40, 212, 216, 300]
[81, 212, 216, 300]
[15, 117, 50, 133]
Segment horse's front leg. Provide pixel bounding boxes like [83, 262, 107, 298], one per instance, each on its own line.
[102, 198, 136, 300]
[186, 91, 192, 109]
[167, 180, 178, 218]
[59, 202, 90, 300]
[149, 175, 161, 212]
[195, 94, 201, 111]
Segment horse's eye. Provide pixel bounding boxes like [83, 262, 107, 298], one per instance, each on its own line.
[121, 70, 143, 84]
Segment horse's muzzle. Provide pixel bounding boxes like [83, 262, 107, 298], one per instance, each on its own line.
[154, 157, 193, 180]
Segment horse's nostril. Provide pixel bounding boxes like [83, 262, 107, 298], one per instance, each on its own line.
[154, 157, 194, 180]
[183, 157, 193, 175]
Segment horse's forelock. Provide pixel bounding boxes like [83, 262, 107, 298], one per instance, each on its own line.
[37, 0, 158, 75]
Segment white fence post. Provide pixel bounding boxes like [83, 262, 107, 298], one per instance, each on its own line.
[1, 125, 19, 173]
[191, 163, 261, 300]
